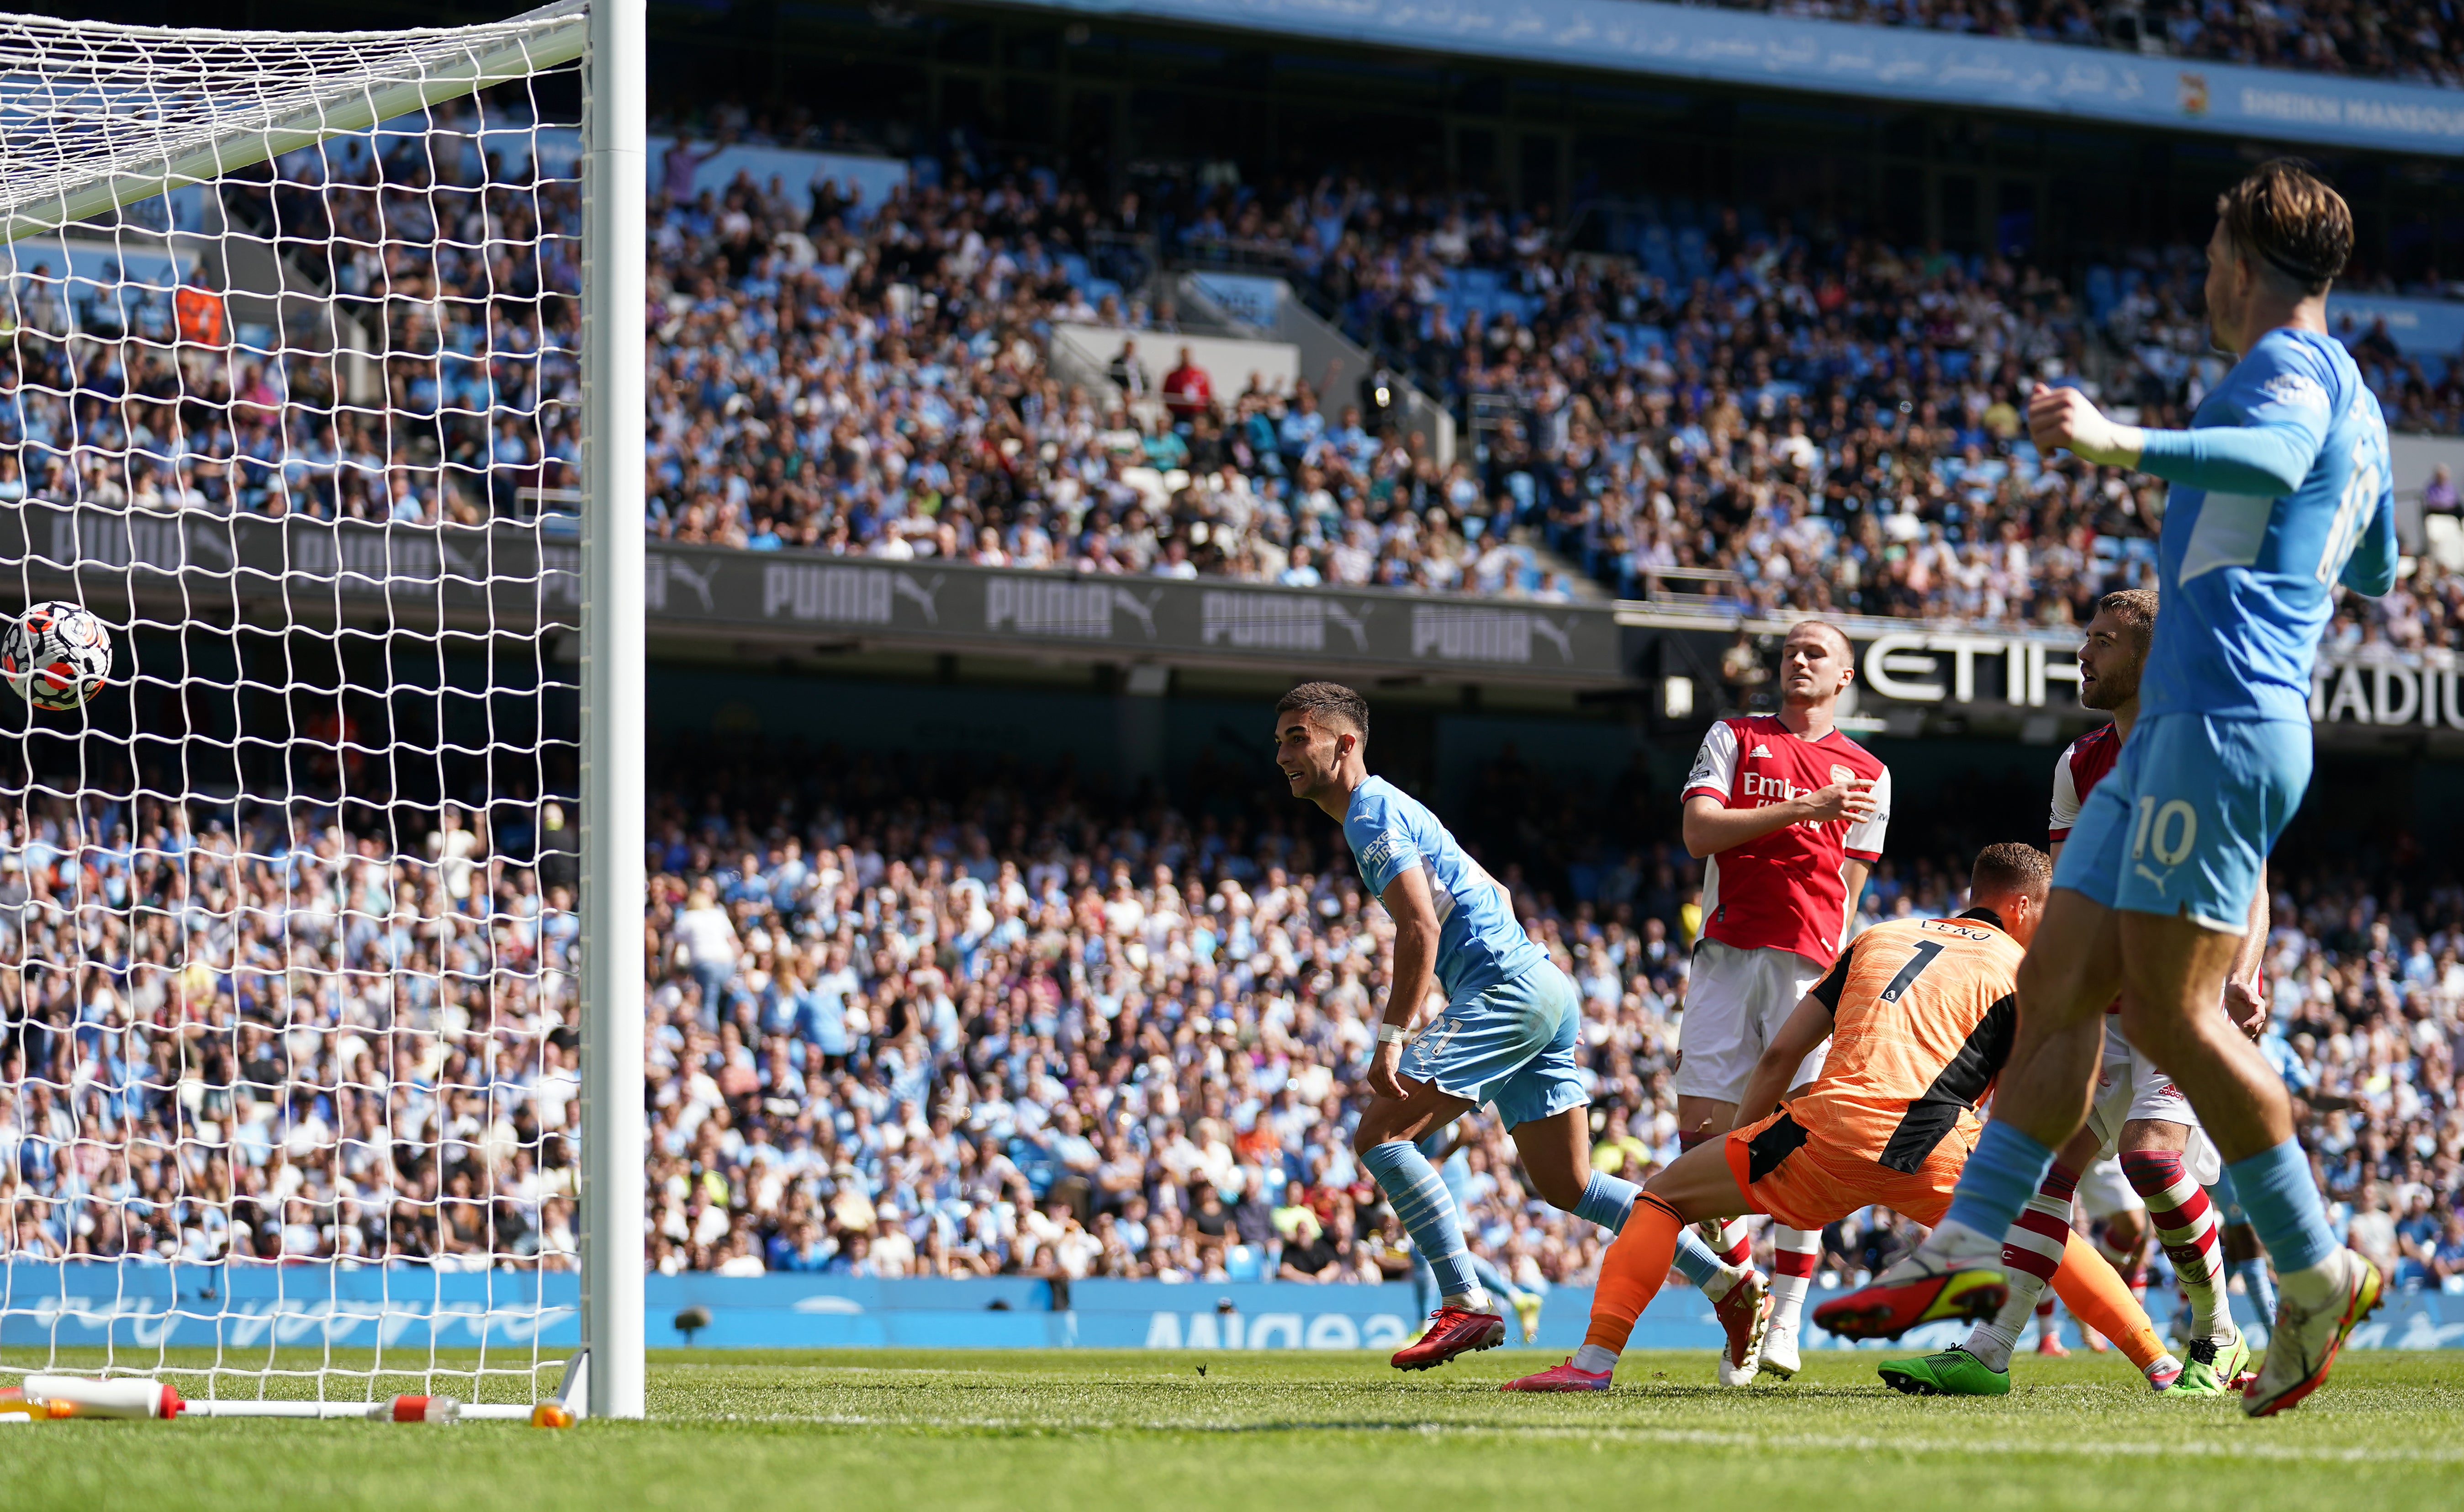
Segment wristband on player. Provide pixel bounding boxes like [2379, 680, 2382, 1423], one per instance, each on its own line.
[1376, 1022, 1409, 1045]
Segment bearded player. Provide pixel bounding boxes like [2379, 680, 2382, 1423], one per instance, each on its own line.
[1504, 845, 2177, 1392]
[1674, 619, 1888, 1383]
[1272, 682, 1766, 1374]
[1819, 159, 2395, 1417]
[1871, 589, 2262, 1395]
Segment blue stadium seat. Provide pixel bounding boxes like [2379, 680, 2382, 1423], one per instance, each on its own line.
[2083, 265, 2116, 319]
[1676, 225, 1710, 280]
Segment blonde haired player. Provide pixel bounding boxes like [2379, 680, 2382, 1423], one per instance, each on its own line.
[1672, 619, 1888, 1382]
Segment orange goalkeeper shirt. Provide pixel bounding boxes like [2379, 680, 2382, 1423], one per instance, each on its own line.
[1783, 909, 2022, 1174]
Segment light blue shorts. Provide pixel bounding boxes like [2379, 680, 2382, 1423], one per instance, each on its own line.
[2053, 712, 2308, 932]
[1397, 960, 1586, 1129]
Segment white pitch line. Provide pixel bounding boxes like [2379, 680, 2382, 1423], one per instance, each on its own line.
[680, 1411, 2464, 1465]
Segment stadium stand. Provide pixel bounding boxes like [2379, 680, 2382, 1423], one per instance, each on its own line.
[51, 105, 2451, 630]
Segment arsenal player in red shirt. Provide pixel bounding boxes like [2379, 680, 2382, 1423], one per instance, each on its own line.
[1676, 619, 1890, 1382]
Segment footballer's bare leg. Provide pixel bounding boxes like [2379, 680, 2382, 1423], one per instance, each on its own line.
[1988, 889, 2127, 1149]
[1676, 1096, 1738, 1145]
[2110, 914, 2278, 1161]
[1352, 1075, 1476, 1151]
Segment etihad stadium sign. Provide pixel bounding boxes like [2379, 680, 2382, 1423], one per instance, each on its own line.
[1624, 612, 2464, 732]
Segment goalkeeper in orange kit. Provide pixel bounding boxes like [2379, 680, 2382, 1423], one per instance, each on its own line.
[1504, 844, 2183, 1392]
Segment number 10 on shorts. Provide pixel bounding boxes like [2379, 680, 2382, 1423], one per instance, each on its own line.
[2133, 796, 2197, 868]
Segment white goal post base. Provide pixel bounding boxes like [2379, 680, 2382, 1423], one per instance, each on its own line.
[19, 1348, 586, 1422]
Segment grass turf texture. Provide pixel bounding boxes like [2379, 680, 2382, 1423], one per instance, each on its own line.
[3, 1348, 2460, 1512]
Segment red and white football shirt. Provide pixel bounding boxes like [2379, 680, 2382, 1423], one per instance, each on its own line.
[2051, 720, 2126, 1016]
[2047, 722, 2121, 845]
[1682, 715, 1891, 966]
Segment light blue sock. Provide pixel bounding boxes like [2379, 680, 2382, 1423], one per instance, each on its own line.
[1573, 1170, 1639, 1231]
[2205, 1169, 2246, 1225]
[2223, 1139, 2337, 1275]
[1671, 1226, 1726, 1290]
[1942, 1120, 2057, 1241]
[1364, 1139, 1477, 1300]
[1417, 1224, 1519, 1302]
[2235, 1257, 2277, 1319]
[1470, 1252, 1520, 1301]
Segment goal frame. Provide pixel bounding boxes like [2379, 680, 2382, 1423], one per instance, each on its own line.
[0, 0, 648, 1418]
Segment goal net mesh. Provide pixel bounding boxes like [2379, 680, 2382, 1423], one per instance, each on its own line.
[0, 5, 590, 1408]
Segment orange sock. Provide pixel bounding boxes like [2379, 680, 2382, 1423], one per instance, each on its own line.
[1585, 1192, 1682, 1353]
[2049, 1228, 2166, 1372]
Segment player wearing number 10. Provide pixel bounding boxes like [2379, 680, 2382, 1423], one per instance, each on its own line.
[1822, 158, 2397, 1418]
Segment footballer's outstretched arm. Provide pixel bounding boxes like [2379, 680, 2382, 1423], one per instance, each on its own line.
[2027, 382, 2321, 496]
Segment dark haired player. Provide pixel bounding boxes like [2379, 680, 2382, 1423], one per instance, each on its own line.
[1273, 681, 1767, 1375]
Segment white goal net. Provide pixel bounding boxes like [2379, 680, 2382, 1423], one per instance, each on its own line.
[0, 1, 641, 1417]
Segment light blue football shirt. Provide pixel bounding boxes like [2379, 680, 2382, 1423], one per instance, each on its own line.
[2136, 326, 2398, 723]
[1343, 775, 1547, 1003]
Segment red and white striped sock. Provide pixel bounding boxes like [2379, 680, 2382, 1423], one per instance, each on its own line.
[1961, 1163, 2077, 1372]
[2094, 1229, 2150, 1304]
[2120, 1148, 2230, 1343]
[1766, 1226, 1821, 1336]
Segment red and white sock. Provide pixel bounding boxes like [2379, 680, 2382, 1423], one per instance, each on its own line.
[2120, 1148, 2230, 1343]
[1961, 1163, 2076, 1372]
[2094, 1228, 2150, 1305]
[1766, 1226, 1821, 1337]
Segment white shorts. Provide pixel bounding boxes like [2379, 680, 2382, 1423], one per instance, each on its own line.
[2076, 1153, 2141, 1221]
[1674, 938, 1829, 1105]
[2083, 1020, 2220, 1187]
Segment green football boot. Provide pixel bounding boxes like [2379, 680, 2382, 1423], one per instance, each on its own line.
[1877, 1346, 2012, 1397]
[2167, 1328, 2252, 1397]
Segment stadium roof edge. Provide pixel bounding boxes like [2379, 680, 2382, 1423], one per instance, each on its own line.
[968, 0, 2464, 159]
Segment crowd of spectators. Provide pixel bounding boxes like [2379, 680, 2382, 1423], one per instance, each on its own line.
[1743, 0, 2464, 90]
[1, 728, 2460, 1303]
[631, 733, 2464, 1293]
[635, 143, 2464, 646]
[0, 791, 581, 1270]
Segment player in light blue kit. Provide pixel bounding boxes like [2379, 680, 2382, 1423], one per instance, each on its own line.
[1820, 161, 2394, 1417]
[1272, 682, 1769, 1376]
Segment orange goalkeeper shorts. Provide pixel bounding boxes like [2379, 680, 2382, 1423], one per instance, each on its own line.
[1722, 1107, 1971, 1231]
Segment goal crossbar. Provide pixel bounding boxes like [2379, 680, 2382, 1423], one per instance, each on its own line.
[0, 0, 587, 241]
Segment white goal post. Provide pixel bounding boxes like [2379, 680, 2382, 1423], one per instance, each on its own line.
[0, 0, 644, 1419]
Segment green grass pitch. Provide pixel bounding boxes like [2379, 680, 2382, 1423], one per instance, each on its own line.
[4, 1348, 2460, 1511]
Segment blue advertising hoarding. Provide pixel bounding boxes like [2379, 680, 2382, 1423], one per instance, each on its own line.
[9, 1262, 2461, 1354]
[983, 0, 2464, 158]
